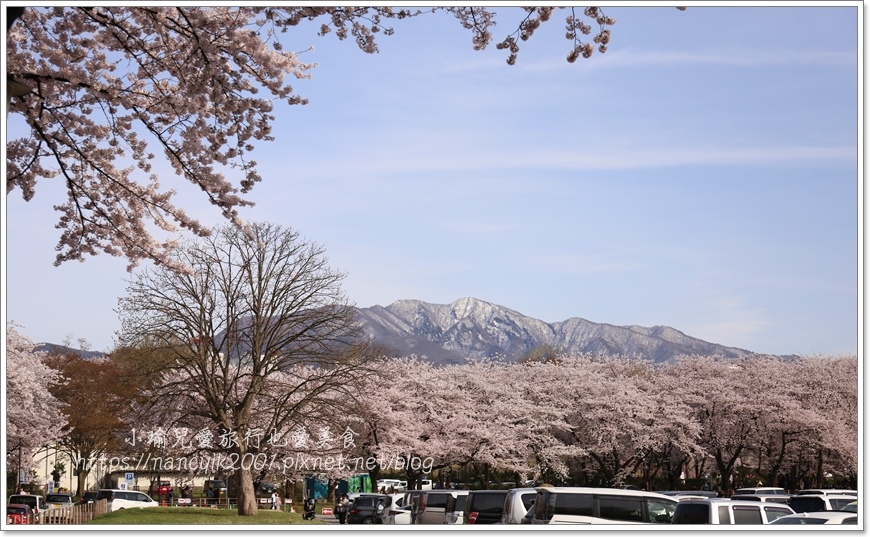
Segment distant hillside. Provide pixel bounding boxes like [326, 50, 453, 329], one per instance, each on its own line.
[355, 297, 754, 364]
[34, 343, 106, 360]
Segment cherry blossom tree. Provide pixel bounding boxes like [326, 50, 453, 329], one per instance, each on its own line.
[780, 355, 858, 488]
[6, 323, 67, 484]
[116, 222, 373, 516]
[665, 356, 768, 495]
[6, 6, 619, 271]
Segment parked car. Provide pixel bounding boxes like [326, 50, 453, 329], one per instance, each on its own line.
[155, 481, 172, 495]
[463, 490, 509, 524]
[6, 504, 34, 525]
[7, 494, 47, 518]
[501, 487, 537, 524]
[769, 511, 858, 525]
[733, 487, 787, 495]
[796, 489, 857, 497]
[531, 487, 678, 525]
[841, 500, 858, 513]
[730, 494, 791, 504]
[347, 494, 393, 524]
[203, 479, 227, 499]
[77, 491, 97, 505]
[45, 493, 75, 509]
[96, 489, 160, 512]
[255, 481, 276, 497]
[444, 491, 470, 524]
[401, 490, 427, 524]
[416, 490, 465, 524]
[376, 479, 406, 492]
[386, 503, 412, 524]
[43, 493, 75, 523]
[787, 494, 856, 513]
[672, 498, 794, 524]
[659, 490, 719, 498]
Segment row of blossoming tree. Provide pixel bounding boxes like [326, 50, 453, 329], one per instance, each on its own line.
[344, 353, 857, 495]
[13, 337, 855, 501]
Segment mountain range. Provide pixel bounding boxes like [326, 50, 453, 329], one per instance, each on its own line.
[355, 297, 754, 364]
[35, 297, 756, 364]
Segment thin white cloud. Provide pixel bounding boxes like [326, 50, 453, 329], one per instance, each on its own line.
[283, 143, 854, 181]
[438, 47, 855, 75]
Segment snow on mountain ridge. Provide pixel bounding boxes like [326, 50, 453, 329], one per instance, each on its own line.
[356, 297, 754, 364]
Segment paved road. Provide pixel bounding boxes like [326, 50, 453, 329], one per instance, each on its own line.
[315, 512, 339, 524]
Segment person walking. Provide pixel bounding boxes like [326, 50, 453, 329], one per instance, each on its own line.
[335, 493, 350, 524]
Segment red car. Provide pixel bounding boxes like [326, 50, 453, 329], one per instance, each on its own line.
[156, 481, 172, 495]
[7, 503, 33, 525]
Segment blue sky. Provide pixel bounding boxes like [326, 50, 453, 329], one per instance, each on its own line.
[3, 5, 860, 356]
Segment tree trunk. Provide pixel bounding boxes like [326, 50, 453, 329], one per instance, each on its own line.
[76, 470, 90, 498]
[814, 449, 824, 488]
[235, 466, 258, 516]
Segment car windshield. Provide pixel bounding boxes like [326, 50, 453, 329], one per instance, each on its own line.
[7, 506, 29, 514]
[9, 496, 37, 509]
[46, 495, 71, 503]
[841, 502, 858, 513]
[470, 493, 507, 513]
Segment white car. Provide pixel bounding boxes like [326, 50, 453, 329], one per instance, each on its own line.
[376, 479, 404, 493]
[787, 494, 856, 513]
[531, 487, 678, 524]
[770, 511, 858, 525]
[501, 488, 537, 524]
[45, 493, 74, 509]
[730, 494, 791, 504]
[96, 489, 159, 511]
[672, 498, 794, 524]
[796, 489, 858, 497]
[386, 503, 412, 524]
[733, 487, 788, 495]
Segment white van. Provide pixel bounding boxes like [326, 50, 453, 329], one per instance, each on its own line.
[796, 489, 857, 497]
[531, 487, 678, 525]
[96, 489, 160, 512]
[673, 498, 794, 524]
[443, 491, 471, 524]
[376, 479, 403, 492]
[730, 494, 791, 504]
[416, 490, 468, 524]
[501, 488, 537, 524]
[733, 487, 787, 495]
[787, 494, 856, 513]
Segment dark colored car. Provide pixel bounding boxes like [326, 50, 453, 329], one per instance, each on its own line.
[95, 489, 116, 502]
[348, 494, 391, 524]
[255, 481, 276, 496]
[463, 490, 509, 524]
[77, 491, 98, 505]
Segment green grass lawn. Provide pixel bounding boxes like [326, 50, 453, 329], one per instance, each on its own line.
[85, 506, 323, 525]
